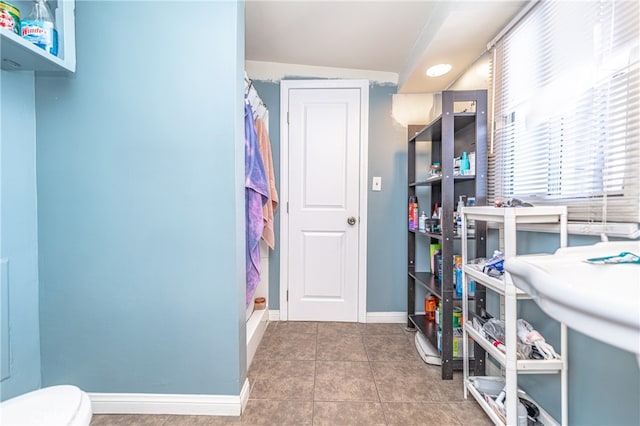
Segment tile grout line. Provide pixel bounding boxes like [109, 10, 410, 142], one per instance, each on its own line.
[311, 326, 318, 425]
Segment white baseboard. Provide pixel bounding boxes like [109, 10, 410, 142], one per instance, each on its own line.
[89, 379, 250, 416]
[269, 310, 281, 321]
[267, 310, 407, 324]
[365, 312, 407, 323]
[246, 308, 269, 369]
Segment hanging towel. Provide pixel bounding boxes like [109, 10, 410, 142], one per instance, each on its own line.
[255, 118, 279, 249]
[245, 102, 269, 307]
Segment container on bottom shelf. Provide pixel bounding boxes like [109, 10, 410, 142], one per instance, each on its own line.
[466, 376, 560, 426]
[425, 296, 437, 321]
[438, 328, 473, 358]
[453, 329, 473, 358]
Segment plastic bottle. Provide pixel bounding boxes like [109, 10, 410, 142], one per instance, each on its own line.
[425, 296, 437, 321]
[455, 269, 463, 298]
[408, 197, 415, 230]
[418, 211, 427, 232]
[456, 195, 466, 216]
[21, 0, 58, 56]
[460, 151, 470, 175]
[455, 195, 465, 235]
[517, 401, 528, 426]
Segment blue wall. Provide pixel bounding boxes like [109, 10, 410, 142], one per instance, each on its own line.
[252, 80, 408, 313]
[34, 1, 246, 395]
[365, 84, 409, 312]
[0, 71, 42, 400]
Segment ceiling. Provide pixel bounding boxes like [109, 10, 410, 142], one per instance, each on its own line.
[245, 0, 528, 93]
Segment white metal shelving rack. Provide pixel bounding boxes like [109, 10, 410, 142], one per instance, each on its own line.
[461, 206, 568, 426]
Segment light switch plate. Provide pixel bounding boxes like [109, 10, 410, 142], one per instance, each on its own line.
[372, 176, 382, 191]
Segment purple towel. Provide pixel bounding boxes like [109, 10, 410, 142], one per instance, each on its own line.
[245, 102, 269, 307]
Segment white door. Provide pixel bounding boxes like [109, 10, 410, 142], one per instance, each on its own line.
[280, 80, 368, 322]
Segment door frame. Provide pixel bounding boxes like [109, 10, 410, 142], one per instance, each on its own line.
[279, 79, 369, 323]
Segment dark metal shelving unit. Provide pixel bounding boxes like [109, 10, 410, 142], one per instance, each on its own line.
[407, 90, 488, 380]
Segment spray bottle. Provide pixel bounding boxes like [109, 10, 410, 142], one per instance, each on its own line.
[460, 152, 470, 175]
[419, 211, 427, 232]
[456, 195, 466, 235]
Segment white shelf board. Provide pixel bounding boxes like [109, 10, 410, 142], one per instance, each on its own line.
[464, 324, 563, 373]
[465, 377, 560, 426]
[1, 28, 72, 72]
[464, 266, 530, 298]
[461, 206, 567, 224]
[465, 377, 506, 425]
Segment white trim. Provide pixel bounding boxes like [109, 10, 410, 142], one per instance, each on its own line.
[358, 83, 370, 323]
[246, 308, 269, 369]
[240, 378, 251, 413]
[279, 80, 370, 323]
[269, 310, 280, 322]
[486, 0, 539, 51]
[246, 60, 397, 85]
[270, 310, 407, 324]
[279, 80, 290, 321]
[365, 312, 407, 324]
[89, 379, 250, 416]
[487, 221, 640, 239]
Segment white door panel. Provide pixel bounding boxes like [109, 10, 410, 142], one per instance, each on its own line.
[301, 231, 345, 299]
[282, 83, 367, 322]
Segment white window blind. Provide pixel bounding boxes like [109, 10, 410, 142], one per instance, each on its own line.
[489, 0, 640, 223]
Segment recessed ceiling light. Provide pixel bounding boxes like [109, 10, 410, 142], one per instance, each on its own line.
[426, 64, 452, 77]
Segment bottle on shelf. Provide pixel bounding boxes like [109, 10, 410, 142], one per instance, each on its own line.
[418, 211, 427, 232]
[455, 195, 466, 235]
[408, 196, 417, 230]
[430, 162, 442, 177]
[21, 0, 58, 56]
[0, 1, 21, 35]
[460, 151, 470, 175]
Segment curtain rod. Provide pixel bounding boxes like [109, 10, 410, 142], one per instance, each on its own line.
[486, 0, 540, 51]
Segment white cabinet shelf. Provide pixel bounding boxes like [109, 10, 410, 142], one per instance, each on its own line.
[464, 324, 564, 374]
[465, 377, 560, 426]
[463, 267, 531, 298]
[1, 0, 75, 72]
[461, 206, 568, 426]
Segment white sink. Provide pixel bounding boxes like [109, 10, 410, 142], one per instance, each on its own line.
[505, 241, 640, 357]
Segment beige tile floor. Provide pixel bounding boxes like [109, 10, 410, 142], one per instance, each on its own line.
[91, 321, 492, 425]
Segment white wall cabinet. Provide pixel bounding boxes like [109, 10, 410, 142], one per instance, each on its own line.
[461, 206, 568, 425]
[1, 0, 75, 72]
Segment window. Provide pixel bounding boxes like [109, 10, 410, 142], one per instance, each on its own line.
[489, 0, 640, 223]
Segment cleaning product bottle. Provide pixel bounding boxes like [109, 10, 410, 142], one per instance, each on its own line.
[408, 196, 417, 230]
[460, 151, 470, 175]
[418, 211, 427, 232]
[456, 195, 465, 235]
[21, 0, 57, 56]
